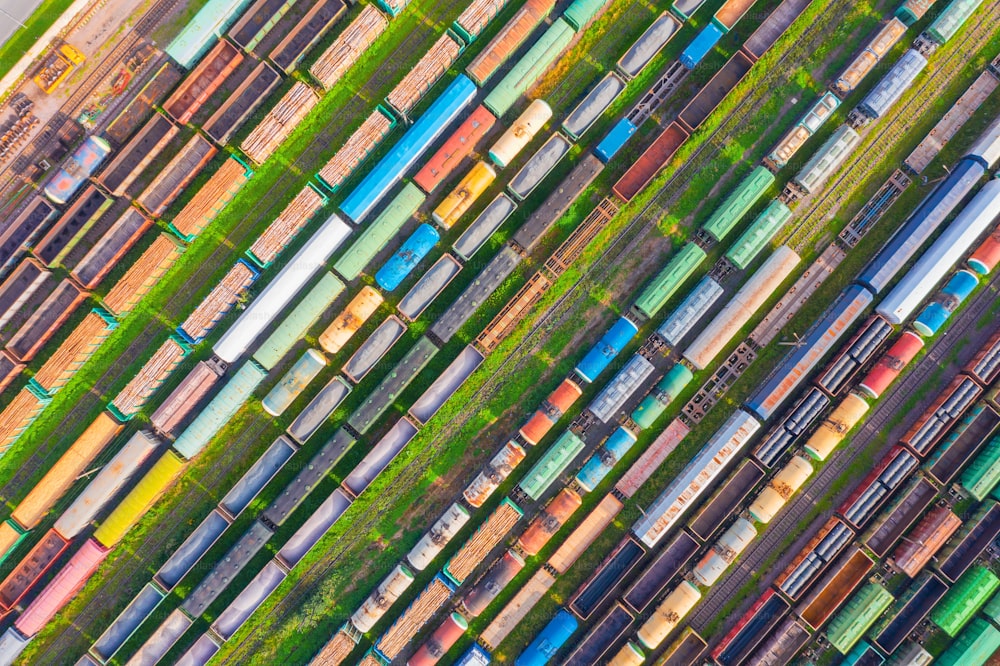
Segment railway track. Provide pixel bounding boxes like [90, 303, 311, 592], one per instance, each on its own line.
[688, 271, 1000, 637]
[785, 0, 1000, 252]
[218, 0, 878, 661]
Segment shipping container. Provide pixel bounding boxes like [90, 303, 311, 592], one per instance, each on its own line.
[334, 183, 425, 280]
[342, 315, 406, 383]
[204, 60, 282, 145]
[562, 73, 625, 141]
[409, 345, 485, 424]
[154, 509, 230, 591]
[165, 0, 254, 68]
[375, 576, 455, 662]
[613, 121, 688, 202]
[178, 260, 258, 344]
[137, 134, 217, 217]
[341, 76, 477, 222]
[15, 538, 108, 637]
[415, 105, 497, 194]
[71, 208, 153, 289]
[341, 417, 418, 496]
[617, 13, 681, 79]
[7, 279, 87, 362]
[310, 5, 388, 89]
[347, 336, 438, 434]
[288, 375, 351, 443]
[747, 285, 873, 420]
[150, 361, 222, 436]
[684, 247, 799, 370]
[43, 136, 112, 205]
[172, 360, 267, 460]
[215, 214, 351, 363]
[269, 0, 346, 73]
[398, 254, 461, 321]
[483, 20, 573, 118]
[466, 0, 555, 85]
[164, 40, 244, 125]
[633, 410, 760, 547]
[407, 503, 471, 571]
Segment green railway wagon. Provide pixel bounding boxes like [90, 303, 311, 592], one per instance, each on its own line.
[725, 199, 793, 270]
[333, 183, 426, 280]
[931, 565, 1000, 637]
[961, 435, 1000, 500]
[519, 430, 585, 500]
[926, 0, 985, 45]
[631, 364, 694, 429]
[826, 583, 894, 654]
[253, 273, 345, 370]
[982, 588, 1000, 625]
[634, 242, 707, 319]
[937, 617, 1000, 666]
[483, 19, 574, 117]
[562, 0, 612, 30]
[348, 336, 439, 434]
[702, 166, 775, 243]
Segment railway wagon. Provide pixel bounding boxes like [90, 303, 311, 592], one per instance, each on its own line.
[333, 184, 425, 281]
[692, 517, 758, 586]
[374, 223, 440, 292]
[352, 564, 416, 632]
[163, 40, 244, 125]
[432, 162, 496, 229]
[164, 0, 255, 69]
[687, 459, 765, 541]
[863, 476, 937, 559]
[0, 198, 57, 273]
[385, 31, 464, 118]
[890, 507, 961, 578]
[517, 488, 582, 555]
[774, 517, 854, 601]
[429, 246, 522, 343]
[725, 199, 793, 270]
[261, 349, 326, 416]
[269, 0, 346, 74]
[747, 284, 873, 421]
[632, 409, 760, 547]
[515, 609, 577, 666]
[453, 0, 511, 43]
[464, 440, 527, 509]
[936, 501, 1000, 583]
[575, 426, 638, 492]
[815, 315, 892, 397]
[32, 187, 112, 267]
[712, 589, 790, 666]
[310, 5, 388, 90]
[340, 75, 477, 222]
[7, 279, 88, 362]
[70, 207, 153, 289]
[564, 603, 635, 666]
[342, 418, 419, 497]
[622, 530, 699, 614]
[407, 502, 471, 570]
[787, 124, 861, 198]
[850, 48, 927, 125]
[838, 445, 918, 531]
[482, 20, 573, 118]
[462, 550, 524, 616]
[678, 51, 754, 132]
[398, 254, 462, 321]
[617, 12, 681, 79]
[797, 552, 876, 632]
[630, 364, 693, 430]
[240, 82, 319, 165]
[636, 581, 701, 649]
[342, 315, 407, 383]
[43, 136, 112, 205]
[414, 105, 497, 193]
[701, 166, 775, 244]
[562, 73, 626, 141]
[466, 0, 555, 85]
[612, 121, 688, 202]
[409, 612, 467, 666]
[137, 134, 217, 217]
[833, 18, 908, 96]
[203, 61, 282, 145]
[633, 241, 706, 320]
[288, 375, 351, 443]
[766, 92, 840, 169]
[518, 429, 585, 501]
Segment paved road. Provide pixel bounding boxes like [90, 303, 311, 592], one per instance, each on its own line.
[689, 270, 1000, 638]
[0, 0, 46, 51]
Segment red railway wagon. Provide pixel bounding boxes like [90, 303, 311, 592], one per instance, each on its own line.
[164, 40, 244, 125]
[203, 61, 282, 146]
[0, 528, 69, 609]
[103, 62, 183, 147]
[413, 105, 497, 193]
[966, 326, 1000, 386]
[6, 279, 88, 363]
[612, 121, 688, 202]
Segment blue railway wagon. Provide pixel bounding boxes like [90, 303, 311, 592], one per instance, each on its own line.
[680, 24, 723, 69]
[575, 316, 639, 383]
[575, 426, 638, 492]
[375, 223, 440, 291]
[516, 609, 578, 666]
[340, 75, 477, 222]
[595, 118, 637, 163]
